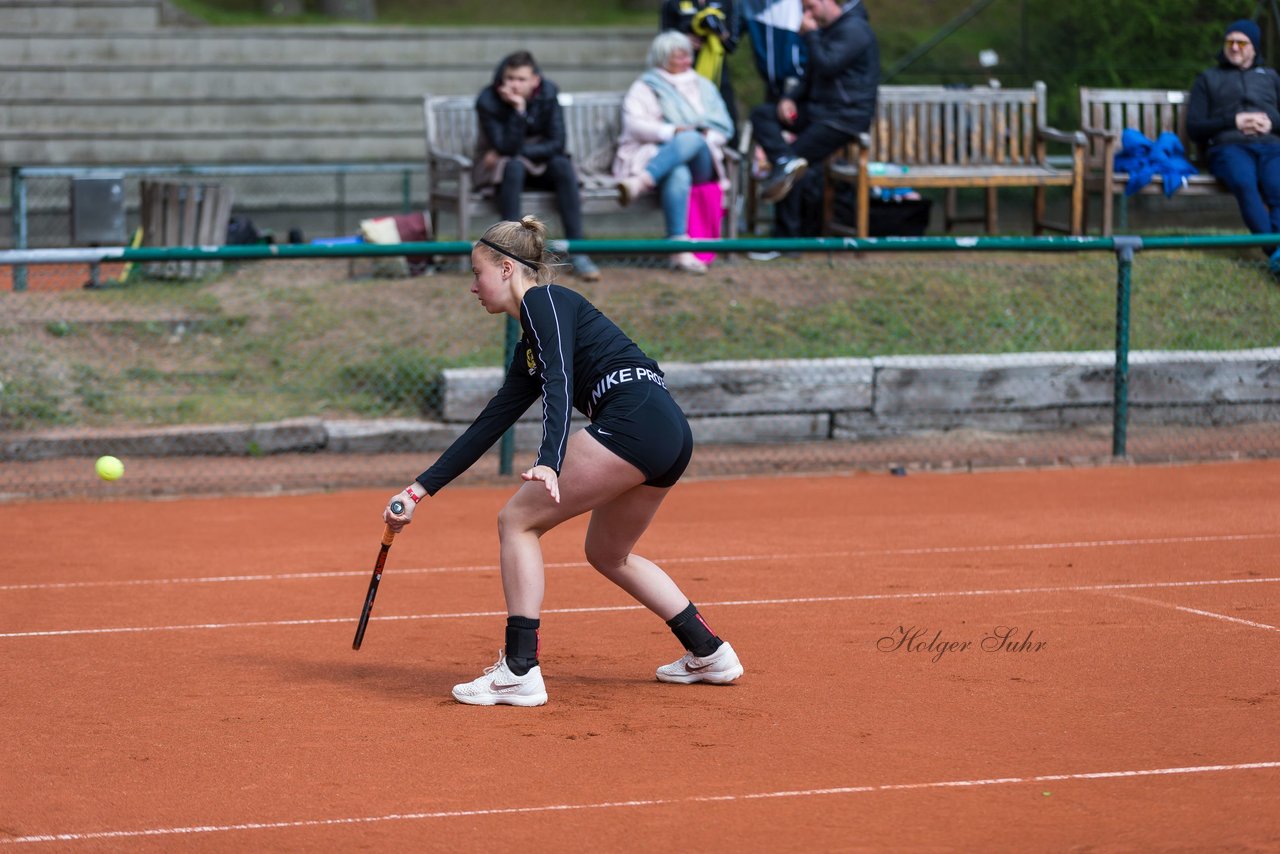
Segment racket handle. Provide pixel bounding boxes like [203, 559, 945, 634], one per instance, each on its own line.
[382, 499, 405, 546]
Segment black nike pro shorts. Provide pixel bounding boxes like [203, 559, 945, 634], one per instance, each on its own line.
[585, 380, 693, 488]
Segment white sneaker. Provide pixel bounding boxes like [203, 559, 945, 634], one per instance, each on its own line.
[669, 251, 708, 275]
[656, 641, 743, 685]
[451, 651, 548, 706]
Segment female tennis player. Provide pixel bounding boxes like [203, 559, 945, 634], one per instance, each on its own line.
[384, 216, 742, 706]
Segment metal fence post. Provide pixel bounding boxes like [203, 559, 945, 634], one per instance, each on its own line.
[1112, 236, 1142, 458]
[11, 167, 28, 291]
[336, 171, 347, 236]
[499, 313, 520, 475]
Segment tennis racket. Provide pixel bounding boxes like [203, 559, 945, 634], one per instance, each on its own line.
[352, 499, 403, 650]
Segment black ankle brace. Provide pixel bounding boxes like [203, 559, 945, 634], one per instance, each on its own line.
[505, 616, 540, 675]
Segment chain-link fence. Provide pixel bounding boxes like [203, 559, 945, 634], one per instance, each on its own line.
[1, 237, 1278, 500]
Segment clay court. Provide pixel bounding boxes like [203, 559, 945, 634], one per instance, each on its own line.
[2, 460, 1278, 850]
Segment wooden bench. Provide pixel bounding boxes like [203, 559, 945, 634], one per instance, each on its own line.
[423, 91, 742, 247]
[1078, 87, 1229, 236]
[821, 82, 1085, 238]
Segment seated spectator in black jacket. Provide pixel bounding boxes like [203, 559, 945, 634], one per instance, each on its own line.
[749, 0, 878, 238]
[474, 52, 600, 281]
[1188, 18, 1280, 272]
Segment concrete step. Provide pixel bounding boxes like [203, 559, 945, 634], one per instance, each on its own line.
[0, 64, 644, 101]
[1, 27, 652, 67]
[0, 98, 421, 132]
[0, 0, 161, 31]
[0, 132, 424, 165]
[0, 25, 654, 167]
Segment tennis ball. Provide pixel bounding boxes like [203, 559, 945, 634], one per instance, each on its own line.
[95, 455, 124, 481]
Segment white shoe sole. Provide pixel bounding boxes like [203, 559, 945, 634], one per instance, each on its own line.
[452, 689, 548, 707]
[656, 663, 744, 685]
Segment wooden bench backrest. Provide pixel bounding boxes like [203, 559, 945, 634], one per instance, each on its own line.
[867, 81, 1048, 167]
[424, 91, 624, 175]
[1078, 87, 1192, 165]
[560, 92, 625, 173]
[424, 95, 479, 161]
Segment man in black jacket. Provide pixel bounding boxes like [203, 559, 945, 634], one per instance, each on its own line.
[1188, 18, 1280, 270]
[474, 52, 600, 280]
[748, 0, 878, 238]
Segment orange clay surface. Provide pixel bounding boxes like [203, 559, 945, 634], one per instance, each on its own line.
[2, 461, 1278, 851]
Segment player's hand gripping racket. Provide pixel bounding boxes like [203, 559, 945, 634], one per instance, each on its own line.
[352, 499, 403, 650]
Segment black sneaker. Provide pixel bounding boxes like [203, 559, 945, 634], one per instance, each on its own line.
[759, 157, 809, 203]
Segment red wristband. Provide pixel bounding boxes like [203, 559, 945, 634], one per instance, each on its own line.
[405, 485, 422, 504]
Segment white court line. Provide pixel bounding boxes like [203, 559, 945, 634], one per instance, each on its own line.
[2, 532, 1275, 592]
[1105, 592, 1280, 633]
[3, 577, 1278, 639]
[3, 760, 1277, 845]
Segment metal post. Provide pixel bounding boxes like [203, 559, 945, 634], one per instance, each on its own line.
[336, 171, 347, 236]
[498, 313, 521, 475]
[1112, 237, 1142, 458]
[11, 167, 28, 291]
[401, 169, 412, 213]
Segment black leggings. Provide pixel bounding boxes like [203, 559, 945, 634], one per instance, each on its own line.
[498, 154, 584, 240]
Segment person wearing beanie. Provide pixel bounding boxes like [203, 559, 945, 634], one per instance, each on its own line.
[1187, 18, 1280, 274]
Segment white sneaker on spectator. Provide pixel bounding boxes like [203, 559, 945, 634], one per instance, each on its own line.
[670, 251, 708, 275]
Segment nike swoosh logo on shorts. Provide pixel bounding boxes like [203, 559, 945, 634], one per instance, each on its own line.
[597, 429, 612, 436]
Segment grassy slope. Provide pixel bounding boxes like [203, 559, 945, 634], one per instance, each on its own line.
[4, 251, 1277, 429]
[6, 2, 1270, 430]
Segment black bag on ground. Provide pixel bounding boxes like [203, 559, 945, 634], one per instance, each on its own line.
[798, 170, 933, 237]
[226, 215, 264, 245]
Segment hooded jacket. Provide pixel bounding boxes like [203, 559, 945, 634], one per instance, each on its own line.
[1187, 51, 1280, 149]
[472, 59, 569, 188]
[781, 0, 879, 136]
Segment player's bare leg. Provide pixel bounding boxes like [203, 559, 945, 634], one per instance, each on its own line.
[583, 483, 688, 619]
[455, 430, 653, 705]
[496, 429, 650, 618]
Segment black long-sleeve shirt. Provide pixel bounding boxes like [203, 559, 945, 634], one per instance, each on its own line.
[474, 75, 567, 163]
[417, 285, 660, 495]
[782, 0, 879, 136]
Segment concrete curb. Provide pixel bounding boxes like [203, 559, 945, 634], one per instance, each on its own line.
[3, 350, 1276, 461]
